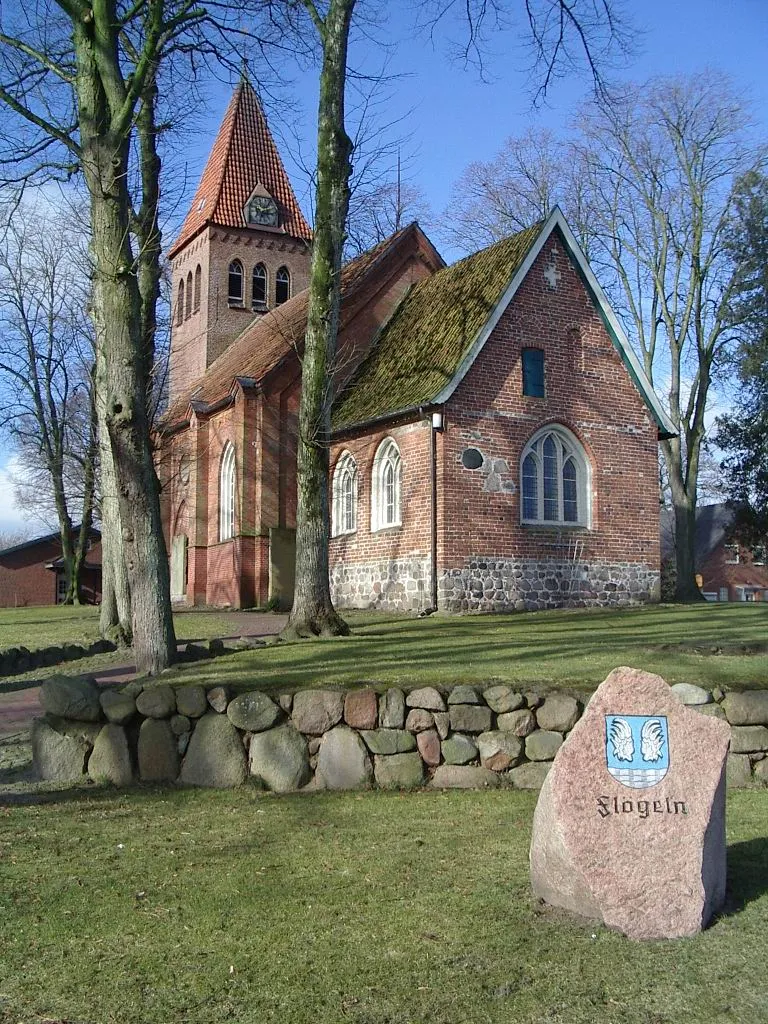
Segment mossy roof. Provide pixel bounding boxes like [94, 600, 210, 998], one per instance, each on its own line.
[332, 222, 542, 430]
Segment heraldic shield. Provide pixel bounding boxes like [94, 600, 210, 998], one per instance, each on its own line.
[605, 714, 670, 789]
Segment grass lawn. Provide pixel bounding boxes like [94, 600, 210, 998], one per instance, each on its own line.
[1, 603, 766, 694]
[0, 785, 766, 1024]
[0, 606, 252, 652]
[166, 604, 768, 694]
[0, 608, 264, 690]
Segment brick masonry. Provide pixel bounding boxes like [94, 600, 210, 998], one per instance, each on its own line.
[160, 233, 437, 608]
[328, 234, 661, 613]
[0, 536, 102, 608]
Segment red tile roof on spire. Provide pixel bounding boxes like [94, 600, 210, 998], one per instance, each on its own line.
[168, 80, 312, 259]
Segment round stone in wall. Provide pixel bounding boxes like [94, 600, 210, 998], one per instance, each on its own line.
[461, 448, 484, 470]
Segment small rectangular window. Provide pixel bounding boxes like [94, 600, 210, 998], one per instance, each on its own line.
[522, 348, 545, 397]
[724, 545, 739, 564]
[719, 586, 729, 602]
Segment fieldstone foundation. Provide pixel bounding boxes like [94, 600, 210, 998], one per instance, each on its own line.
[330, 558, 431, 611]
[439, 559, 660, 612]
[331, 557, 659, 613]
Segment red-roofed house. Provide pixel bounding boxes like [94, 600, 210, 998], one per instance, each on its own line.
[159, 81, 675, 612]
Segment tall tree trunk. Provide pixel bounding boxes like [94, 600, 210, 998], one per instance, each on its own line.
[97, 346, 132, 641]
[71, 375, 99, 606]
[73, 15, 174, 672]
[663, 436, 705, 602]
[283, 0, 355, 639]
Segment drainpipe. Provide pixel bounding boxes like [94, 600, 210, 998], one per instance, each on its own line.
[429, 409, 444, 612]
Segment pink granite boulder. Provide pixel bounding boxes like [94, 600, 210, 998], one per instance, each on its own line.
[530, 667, 731, 940]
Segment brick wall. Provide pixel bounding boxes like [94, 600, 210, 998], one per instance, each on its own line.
[329, 234, 662, 612]
[168, 225, 311, 401]
[0, 538, 102, 608]
[329, 420, 432, 610]
[698, 543, 768, 601]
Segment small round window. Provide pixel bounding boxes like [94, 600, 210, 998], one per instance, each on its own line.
[461, 448, 484, 470]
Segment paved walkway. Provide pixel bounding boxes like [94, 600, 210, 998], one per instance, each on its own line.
[0, 611, 287, 738]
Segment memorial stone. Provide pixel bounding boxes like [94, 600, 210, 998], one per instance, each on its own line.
[530, 667, 730, 940]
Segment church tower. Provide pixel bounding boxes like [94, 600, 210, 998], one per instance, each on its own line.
[167, 80, 312, 401]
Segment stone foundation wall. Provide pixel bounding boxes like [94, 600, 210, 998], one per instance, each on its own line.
[32, 677, 768, 791]
[330, 558, 431, 612]
[331, 556, 659, 613]
[439, 560, 660, 612]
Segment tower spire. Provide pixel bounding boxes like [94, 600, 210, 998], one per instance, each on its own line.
[168, 79, 311, 259]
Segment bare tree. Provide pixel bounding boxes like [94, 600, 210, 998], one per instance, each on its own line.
[346, 176, 431, 257]
[438, 129, 576, 252]
[0, 1, 278, 670]
[577, 72, 762, 599]
[0, 201, 97, 603]
[0, 527, 34, 551]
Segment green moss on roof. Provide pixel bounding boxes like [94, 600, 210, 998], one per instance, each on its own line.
[332, 222, 542, 430]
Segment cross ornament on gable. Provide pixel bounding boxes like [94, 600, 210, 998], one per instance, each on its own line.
[544, 262, 561, 290]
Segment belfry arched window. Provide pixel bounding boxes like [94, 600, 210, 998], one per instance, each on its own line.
[275, 266, 290, 305]
[371, 438, 402, 531]
[185, 271, 193, 319]
[252, 263, 267, 308]
[193, 264, 201, 312]
[219, 442, 236, 541]
[332, 451, 358, 536]
[176, 279, 185, 326]
[228, 260, 243, 305]
[520, 425, 590, 527]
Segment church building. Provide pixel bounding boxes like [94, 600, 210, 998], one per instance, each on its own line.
[159, 80, 675, 612]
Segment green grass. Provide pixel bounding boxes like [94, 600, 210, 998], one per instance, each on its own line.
[165, 604, 768, 694]
[1, 603, 767, 693]
[0, 608, 265, 690]
[0, 606, 253, 653]
[0, 784, 767, 1024]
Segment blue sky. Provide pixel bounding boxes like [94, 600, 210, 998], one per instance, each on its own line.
[1, 0, 767, 534]
[183, 0, 768, 247]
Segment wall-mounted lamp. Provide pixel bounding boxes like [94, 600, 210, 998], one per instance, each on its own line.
[431, 410, 444, 432]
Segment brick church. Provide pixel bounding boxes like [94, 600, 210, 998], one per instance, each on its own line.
[159, 80, 675, 612]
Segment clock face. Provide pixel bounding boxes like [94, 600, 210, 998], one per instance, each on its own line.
[247, 195, 278, 226]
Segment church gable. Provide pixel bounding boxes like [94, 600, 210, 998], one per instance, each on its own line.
[332, 209, 674, 440]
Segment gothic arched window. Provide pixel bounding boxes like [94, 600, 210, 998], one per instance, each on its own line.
[219, 442, 236, 541]
[275, 266, 290, 305]
[332, 451, 358, 536]
[371, 438, 402, 531]
[228, 260, 243, 305]
[520, 426, 590, 527]
[252, 263, 267, 309]
[193, 264, 202, 313]
[176, 279, 185, 326]
[185, 271, 193, 319]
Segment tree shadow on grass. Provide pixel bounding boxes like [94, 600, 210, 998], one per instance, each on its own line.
[722, 837, 768, 916]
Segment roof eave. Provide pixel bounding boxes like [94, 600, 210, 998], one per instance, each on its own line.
[332, 401, 435, 438]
